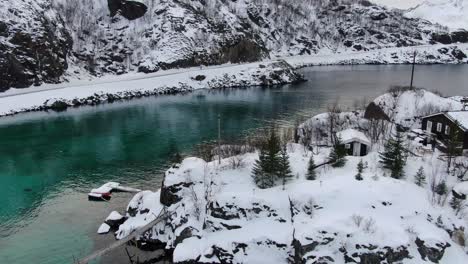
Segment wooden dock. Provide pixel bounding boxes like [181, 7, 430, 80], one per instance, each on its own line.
[76, 209, 168, 264]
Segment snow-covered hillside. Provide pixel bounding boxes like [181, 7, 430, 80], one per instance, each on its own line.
[406, 0, 468, 30]
[1, 0, 468, 91]
[99, 89, 468, 263]
[111, 143, 468, 263]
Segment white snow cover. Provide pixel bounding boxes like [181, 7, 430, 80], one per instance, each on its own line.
[372, 89, 464, 127]
[97, 223, 111, 234]
[90, 182, 120, 194]
[446, 111, 468, 131]
[116, 190, 164, 239]
[336, 129, 371, 146]
[117, 139, 468, 263]
[106, 211, 124, 221]
[454, 181, 468, 196]
[285, 44, 468, 68]
[406, 0, 468, 30]
[372, 0, 468, 29]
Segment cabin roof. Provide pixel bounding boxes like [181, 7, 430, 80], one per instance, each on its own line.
[336, 129, 371, 146]
[422, 111, 468, 131]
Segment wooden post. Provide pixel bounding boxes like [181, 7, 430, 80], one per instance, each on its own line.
[410, 50, 417, 89]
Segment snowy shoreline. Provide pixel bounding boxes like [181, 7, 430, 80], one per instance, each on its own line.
[0, 61, 304, 118]
[0, 44, 467, 119]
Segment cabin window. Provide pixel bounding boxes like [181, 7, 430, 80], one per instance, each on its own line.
[445, 125, 450, 135]
[345, 144, 351, 149]
[437, 123, 442, 132]
[426, 121, 432, 132]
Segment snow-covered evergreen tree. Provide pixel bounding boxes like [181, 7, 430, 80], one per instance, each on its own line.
[252, 148, 274, 189]
[252, 128, 281, 189]
[306, 155, 317, 180]
[414, 166, 426, 187]
[355, 159, 364, 181]
[329, 136, 347, 168]
[379, 131, 407, 179]
[278, 146, 293, 190]
[449, 196, 463, 215]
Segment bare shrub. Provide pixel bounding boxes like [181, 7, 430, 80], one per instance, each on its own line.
[453, 159, 468, 180]
[405, 226, 418, 236]
[327, 99, 342, 145]
[194, 141, 216, 162]
[418, 103, 443, 117]
[363, 218, 377, 234]
[302, 198, 315, 217]
[352, 214, 364, 228]
[228, 156, 245, 169]
[184, 169, 201, 220]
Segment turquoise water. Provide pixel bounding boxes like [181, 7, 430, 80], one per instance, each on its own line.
[0, 65, 467, 264]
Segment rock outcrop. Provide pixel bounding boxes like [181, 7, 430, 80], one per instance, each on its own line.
[0, 0, 72, 91]
[107, 0, 148, 20]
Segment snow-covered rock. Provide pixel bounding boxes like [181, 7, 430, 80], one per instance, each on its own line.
[116, 140, 468, 263]
[369, 88, 464, 128]
[105, 211, 126, 229]
[97, 223, 111, 234]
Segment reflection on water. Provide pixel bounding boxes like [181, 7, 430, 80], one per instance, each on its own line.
[0, 64, 467, 264]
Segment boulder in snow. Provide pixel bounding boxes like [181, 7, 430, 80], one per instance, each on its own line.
[97, 223, 111, 234]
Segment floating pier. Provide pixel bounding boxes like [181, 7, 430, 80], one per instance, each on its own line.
[88, 182, 141, 201]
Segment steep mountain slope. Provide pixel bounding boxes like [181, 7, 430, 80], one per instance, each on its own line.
[1, 0, 467, 91]
[406, 0, 468, 30]
[0, 0, 72, 91]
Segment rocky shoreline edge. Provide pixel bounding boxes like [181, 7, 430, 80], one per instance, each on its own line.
[0, 61, 305, 119]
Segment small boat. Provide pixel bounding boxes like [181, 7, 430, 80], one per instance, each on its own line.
[88, 182, 141, 201]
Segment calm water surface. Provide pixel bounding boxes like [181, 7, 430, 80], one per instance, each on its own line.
[0, 65, 467, 264]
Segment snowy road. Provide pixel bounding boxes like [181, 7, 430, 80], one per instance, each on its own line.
[0, 62, 259, 99]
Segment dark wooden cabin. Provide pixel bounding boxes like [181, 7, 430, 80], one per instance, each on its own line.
[421, 111, 468, 155]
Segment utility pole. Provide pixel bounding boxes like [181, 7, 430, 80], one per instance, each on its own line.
[410, 50, 417, 89]
[218, 114, 221, 165]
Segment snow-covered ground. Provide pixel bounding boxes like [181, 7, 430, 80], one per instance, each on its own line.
[285, 44, 468, 68]
[113, 143, 468, 263]
[373, 0, 468, 30]
[406, 0, 468, 30]
[107, 89, 468, 263]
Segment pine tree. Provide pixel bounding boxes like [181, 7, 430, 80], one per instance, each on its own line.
[252, 148, 274, 189]
[414, 166, 426, 187]
[449, 196, 462, 214]
[435, 181, 447, 196]
[251, 128, 281, 189]
[329, 136, 347, 168]
[306, 155, 317, 180]
[379, 131, 407, 179]
[265, 128, 281, 175]
[278, 145, 294, 190]
[355, 160, 364, 181]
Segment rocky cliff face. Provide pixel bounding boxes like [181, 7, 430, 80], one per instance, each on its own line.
[0, 0, 72, 91]
[1, 0, 467, 91]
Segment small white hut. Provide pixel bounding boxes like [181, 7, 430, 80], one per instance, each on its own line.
[336, 129, 371, 157]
